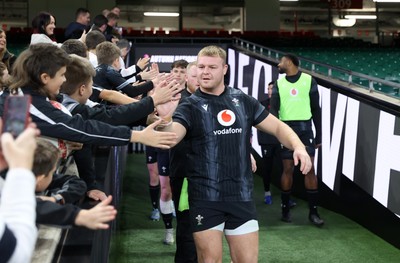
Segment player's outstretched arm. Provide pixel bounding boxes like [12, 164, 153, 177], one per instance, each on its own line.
[130, 119, 178, 149]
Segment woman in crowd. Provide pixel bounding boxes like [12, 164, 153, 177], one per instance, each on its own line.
[0, 29, 16, 73]
[30, 12, 85, 46]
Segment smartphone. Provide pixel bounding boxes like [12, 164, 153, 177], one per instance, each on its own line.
[2, 95, 31, 137]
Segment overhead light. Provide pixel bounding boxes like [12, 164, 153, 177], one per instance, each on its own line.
[280, 0, 299, 1]
[143, 12, 179, 17]
[333, 17, 356, 27]
[345, 15, 377, 19]
[373, 1, 400, 2]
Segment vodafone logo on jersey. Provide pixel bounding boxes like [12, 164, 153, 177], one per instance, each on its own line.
[217, 110, 236, 126]
[290, 88, 298, 97]
[214, 110, 242, 135]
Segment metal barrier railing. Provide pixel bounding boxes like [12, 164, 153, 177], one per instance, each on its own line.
[232, 38, 400, 98]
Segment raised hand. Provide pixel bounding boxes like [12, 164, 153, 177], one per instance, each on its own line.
[79, 30, 87, 43]
[151, 62, 159, 74]
[151, 80, 183, 106]
[139, 67, 159, 80]
[136, 57, 151, 70]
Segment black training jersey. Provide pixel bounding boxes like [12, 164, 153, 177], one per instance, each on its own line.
[173, 86, 268, 202]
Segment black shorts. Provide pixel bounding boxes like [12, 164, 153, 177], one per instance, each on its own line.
[281, 121, 316, 160]
[260, 144, 281, 158]
[145, 146, 157, 163]
[145, 146, 170, 176]
[189, 200, 257, 233]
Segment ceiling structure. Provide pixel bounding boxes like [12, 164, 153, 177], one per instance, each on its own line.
[115, 0, 400, 41]
[0, 0, 399, 42]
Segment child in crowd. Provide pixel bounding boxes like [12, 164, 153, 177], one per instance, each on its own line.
[85, 30, 106, 68]
[59, 54, 181, 200]
[0, 43, 178, 150]
[93, 41, 158, 99]
[116, 38, 150, 78]
[33, 138, 117, 229]
[34, 137, 87, 205]
[61, 54, 180, 126]
[61, 39, 138, 105]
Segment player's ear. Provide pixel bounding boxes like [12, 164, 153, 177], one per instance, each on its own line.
[223, 64, 228, 75]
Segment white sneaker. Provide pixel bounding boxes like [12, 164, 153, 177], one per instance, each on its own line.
[150, 208, 160, 221]
[163, 228, 174, 245]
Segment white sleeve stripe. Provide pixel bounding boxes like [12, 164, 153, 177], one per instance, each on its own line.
[29, 104, 130, 142]
[92, 86, 103, 91]
[30, 104, 56, 124]
[115, 80, 132, 91]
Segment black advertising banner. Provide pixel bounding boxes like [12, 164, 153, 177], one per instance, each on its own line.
[227, 48, 400, 217]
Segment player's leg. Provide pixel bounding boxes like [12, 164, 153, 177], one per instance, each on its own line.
[261, 144, 273, 204]
[146, 146, 160, 221]
[280, 149, 294, 222]
[193, 228, 224, 263]
[300, 129, 324, 226]
[158, 149, 175, 244]
[225, 223, 259, 263]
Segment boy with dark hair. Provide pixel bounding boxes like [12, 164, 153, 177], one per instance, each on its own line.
[92, 14, 108, 33]
[105, 12, 120, 42]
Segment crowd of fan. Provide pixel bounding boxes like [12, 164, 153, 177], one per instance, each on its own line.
[0, 5, 187, 262]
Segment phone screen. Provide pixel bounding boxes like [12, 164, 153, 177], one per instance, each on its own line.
[2, 95, 31, 137]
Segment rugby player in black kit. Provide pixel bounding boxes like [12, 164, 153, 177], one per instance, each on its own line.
[157, 45, 312, 263]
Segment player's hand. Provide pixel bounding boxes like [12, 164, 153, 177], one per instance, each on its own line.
[293, 147, 312, 175]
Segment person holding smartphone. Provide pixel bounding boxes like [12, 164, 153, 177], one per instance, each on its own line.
[0, 121, 39, 263]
